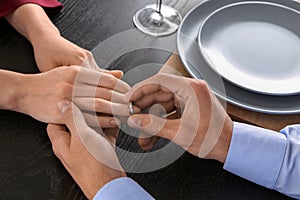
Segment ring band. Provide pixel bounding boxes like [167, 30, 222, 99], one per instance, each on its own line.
[129, 101, 135, 115]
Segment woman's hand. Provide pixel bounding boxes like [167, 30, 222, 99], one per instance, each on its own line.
[16, 66, 135, 125]
[47, 100, 126, 199]
[32, 35, 93, 72]
[124, 74, 233, 163]
[4, 3, 103, 72]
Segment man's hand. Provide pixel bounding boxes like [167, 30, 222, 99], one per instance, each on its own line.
[47, 100, 126, 199]
[124, 74, 233, 163]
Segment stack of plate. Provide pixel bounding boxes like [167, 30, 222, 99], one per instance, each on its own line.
[177, 0, 300, 114]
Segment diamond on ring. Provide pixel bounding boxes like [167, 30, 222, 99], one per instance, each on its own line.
[129, 101, 135, 115]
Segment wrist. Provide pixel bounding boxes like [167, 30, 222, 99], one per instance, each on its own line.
[26, 14, 60, 46]
[86, 171, 127, 199]
[28, 20, 60, 47]
[28, 24, 60, 46]
[0, 71, 27, 112]
[207, 116, 233, 163]
[5, 4, 60, 45]
[12, 74, 31, 114]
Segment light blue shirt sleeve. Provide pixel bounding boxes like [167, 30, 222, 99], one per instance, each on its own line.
[93, 177, 154, 200]
[224, 122, 300, 199]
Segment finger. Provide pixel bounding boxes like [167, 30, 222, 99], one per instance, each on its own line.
[95, 68, 123, 79]
[174, 98, 182, 117]
[107, 70, 123, 79]
[83, 112, 120, 128]
[47, 124, 71, 159]
[136, 101, 175, 115]
[74, 98, 140, 116]
[81, 54, 124, 79]
[81, 51, 100, 69]
[103, 127, 119, 145]
[161, 101, 177, 115]
[118, 116, 128, 124]
[57, 100, 90, 138]
[80, 52, 123, 78]
[134, 101, 175, 120]
[58, 100, 111, 148]
[124, 74, 184, 102]
[58, 99, 108, 145]
[124, 83, 161, 103]
[77, 68, 130, 93]
[127, 114, 178, 141]
[124, 74, 194, 105]
[58, 100, 123, 170]
[128, 84, 161, 101]
[73, 86, 125, 103]
[133, 91, 174, 110]
[138, 135, 159, 151]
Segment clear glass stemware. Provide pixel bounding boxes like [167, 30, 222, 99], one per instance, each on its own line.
[133, 0, 182, 36]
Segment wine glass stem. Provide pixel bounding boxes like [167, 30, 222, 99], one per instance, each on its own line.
[156, 0, 162, 13]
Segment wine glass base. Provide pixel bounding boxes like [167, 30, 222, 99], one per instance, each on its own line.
[133, 4, 182, 37]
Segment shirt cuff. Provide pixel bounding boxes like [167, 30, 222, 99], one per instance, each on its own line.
[93, 177, 154, 200]
[224, 122, 287, 189]
[0, 0, 63, 17]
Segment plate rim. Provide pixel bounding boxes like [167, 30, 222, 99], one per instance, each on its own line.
[198, 0, 300, 96]
[177, 0, 300, 114]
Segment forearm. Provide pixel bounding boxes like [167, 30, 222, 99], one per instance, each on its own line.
[0, 70, 26, 111]
[4, 3, 60, 45]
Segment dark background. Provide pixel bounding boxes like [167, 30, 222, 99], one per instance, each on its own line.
[0, 0, 293, 199]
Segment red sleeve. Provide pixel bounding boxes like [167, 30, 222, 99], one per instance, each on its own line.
[0, 0, 63, 17]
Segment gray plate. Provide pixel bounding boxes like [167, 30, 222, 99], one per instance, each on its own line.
[198, 1, 300, 95]
[177, 0, 300, 114]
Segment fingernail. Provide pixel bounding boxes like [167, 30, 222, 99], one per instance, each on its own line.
[128, 116, 142, 127]
[58, 100, 71, 113]
[113, 70, 123, 75]
[110, 118, 121, 126]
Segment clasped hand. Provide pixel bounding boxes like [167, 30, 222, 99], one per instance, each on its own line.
[46, 72, 233, 200]
[124, 73, 233, 162]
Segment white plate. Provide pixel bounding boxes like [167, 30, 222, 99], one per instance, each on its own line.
[177, 0, 300, 114]
[198, 1, 300, 95]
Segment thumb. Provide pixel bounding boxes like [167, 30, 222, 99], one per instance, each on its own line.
[95, 68, 123, 79]
[58, 100, 123, 170]
[107, 70, 123, 79]
[58, 99, 72, 115]
[127, 114, 178, 141]
[57, 99, 89, 136]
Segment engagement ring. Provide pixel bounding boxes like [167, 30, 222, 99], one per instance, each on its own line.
[129, 101, 135, 115]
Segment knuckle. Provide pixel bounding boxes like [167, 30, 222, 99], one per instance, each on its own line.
[58, 83, 73, 97]
[98, 117, 109, 127]
[105, 90, 113, 100]
[68, 66, 81, 78]
[84, 50, 92, 58]
[77, 50, 92, 63]
[64, 115, 74, 127]
[191, 79, 209, 93]
[95, 99, 104, 110]
[154, 73, 166, 79]
[106, 74, 117, 86]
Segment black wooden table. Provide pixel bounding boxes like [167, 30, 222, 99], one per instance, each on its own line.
[0, 0, 293, 199]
